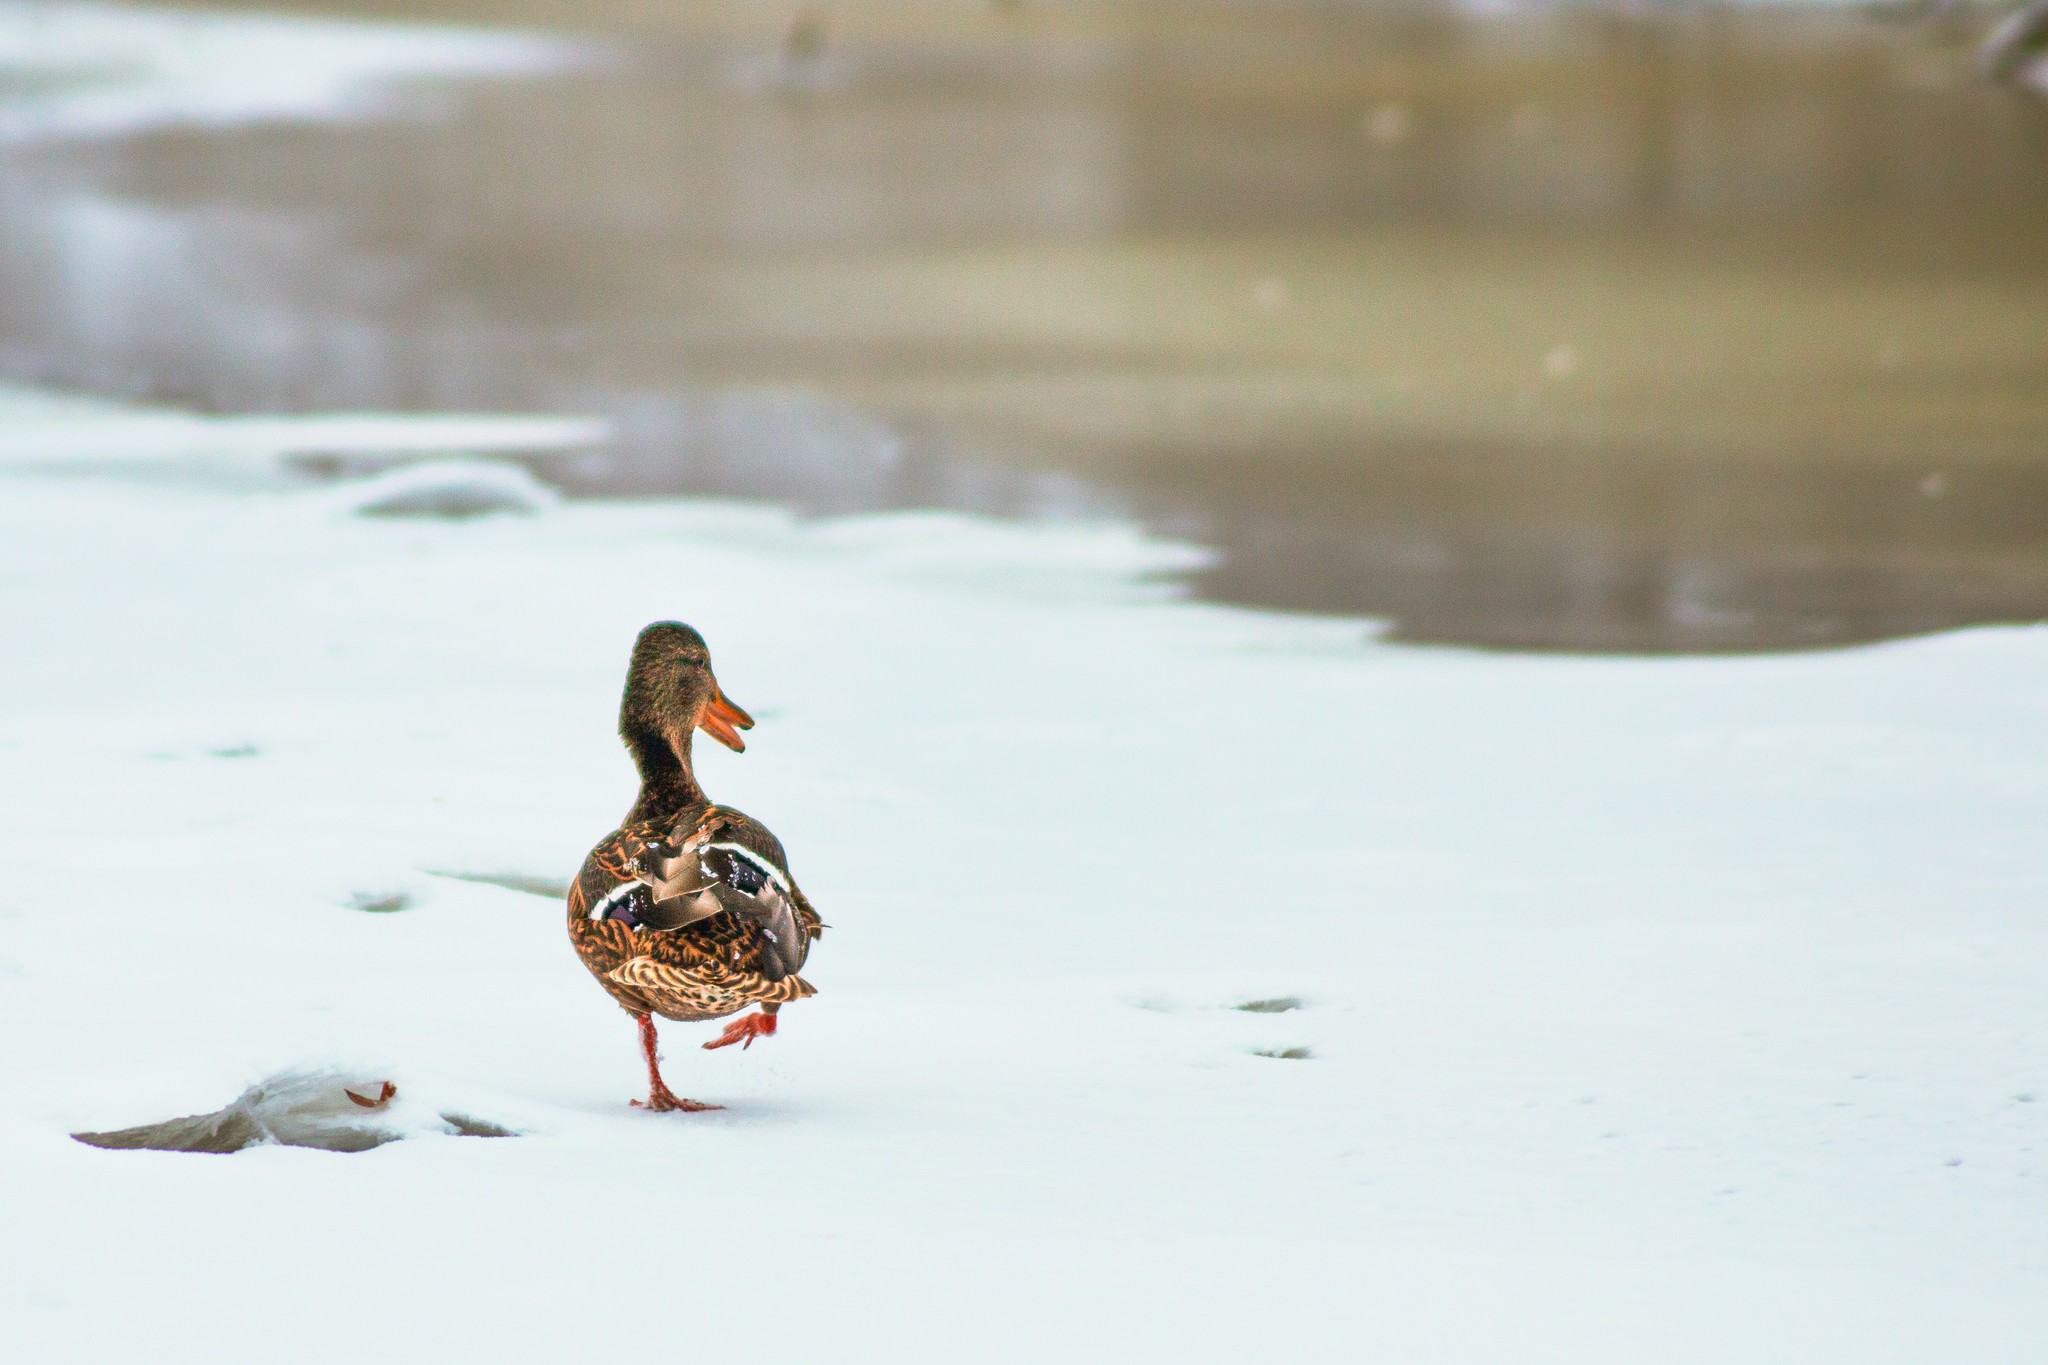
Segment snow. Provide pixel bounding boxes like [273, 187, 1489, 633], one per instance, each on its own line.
[320, 458, 561, 519]
[0, 386, 2043, 1363]
[69, 1068, 510, 1153]
[0, 0, 584, 143]
[0, 382, 609, 476]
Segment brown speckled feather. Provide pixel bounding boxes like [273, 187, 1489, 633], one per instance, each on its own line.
[606, 956, 815, 1021]
[567, 802, 823, 1023]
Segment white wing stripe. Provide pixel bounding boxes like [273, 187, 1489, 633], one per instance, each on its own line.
[588, 880, 641, 920]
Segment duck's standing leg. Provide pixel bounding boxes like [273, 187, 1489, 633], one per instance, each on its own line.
[630, 1012, 722, 1113]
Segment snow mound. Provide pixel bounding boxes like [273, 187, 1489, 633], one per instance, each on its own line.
[329, 459, 560, 520]
[70, 1069, 515, 1154]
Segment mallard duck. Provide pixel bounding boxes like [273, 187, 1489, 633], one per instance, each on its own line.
[567, 623, 823, 1112]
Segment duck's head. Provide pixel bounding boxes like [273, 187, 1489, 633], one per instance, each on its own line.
[620, 622, 754, 757]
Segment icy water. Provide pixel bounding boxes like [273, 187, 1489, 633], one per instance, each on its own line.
[4, 2, 2048, 651]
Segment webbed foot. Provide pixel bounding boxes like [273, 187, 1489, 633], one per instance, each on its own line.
[633, 1084, 722, 1114]
[703, 1010, 778, 1051]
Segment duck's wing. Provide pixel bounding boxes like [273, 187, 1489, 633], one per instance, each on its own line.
[789, 882, 824, 943]
[577, 805, 821, 1002]
[660, 807, 821, 979]
[689, 848, 804, 979]
[578, 807, 735, 933]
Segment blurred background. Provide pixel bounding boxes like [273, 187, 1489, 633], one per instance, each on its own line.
[4, 0, 2047, 651]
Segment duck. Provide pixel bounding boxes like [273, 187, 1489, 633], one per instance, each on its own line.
[566, 622, 823, 1112]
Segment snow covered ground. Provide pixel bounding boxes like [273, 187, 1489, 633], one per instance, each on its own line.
[0, 0, 581, 143]
[0, 385, 2044, 1363]
[0, 382, 609, 474]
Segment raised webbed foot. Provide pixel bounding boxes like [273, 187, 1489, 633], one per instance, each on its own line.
[703, 1010, 778, 1051]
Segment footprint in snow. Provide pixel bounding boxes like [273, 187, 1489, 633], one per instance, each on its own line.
[1128, 996, 1315, 1057]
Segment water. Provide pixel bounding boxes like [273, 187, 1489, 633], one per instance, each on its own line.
[3, 2, 2047, 651]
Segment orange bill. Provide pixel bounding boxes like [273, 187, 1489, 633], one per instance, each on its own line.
[698, 688, 755, 752]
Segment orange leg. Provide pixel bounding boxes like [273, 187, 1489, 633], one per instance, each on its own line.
[629, 1012, 721, 1112]
[704, 1008, 779, 1051]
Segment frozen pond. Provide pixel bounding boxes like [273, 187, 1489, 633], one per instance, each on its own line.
[3, 1, 2048, 650]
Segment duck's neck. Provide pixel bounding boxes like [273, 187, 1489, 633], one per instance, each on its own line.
[623, 721, 703, 825]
